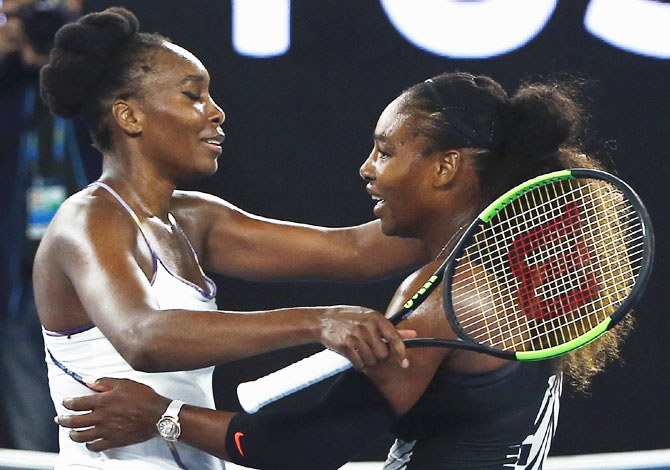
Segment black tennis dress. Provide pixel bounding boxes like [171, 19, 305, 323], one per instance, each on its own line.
[384, 361, 562, 470]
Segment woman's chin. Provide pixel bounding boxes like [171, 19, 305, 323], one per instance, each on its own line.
[178, 163, 219, 183]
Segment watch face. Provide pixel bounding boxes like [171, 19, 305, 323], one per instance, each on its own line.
[157, 417, 181, 441]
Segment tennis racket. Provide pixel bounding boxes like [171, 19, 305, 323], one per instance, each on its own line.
[238, 168, 654, 413]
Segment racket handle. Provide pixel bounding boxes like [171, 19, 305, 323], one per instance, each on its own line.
[237, 349, 352, 413]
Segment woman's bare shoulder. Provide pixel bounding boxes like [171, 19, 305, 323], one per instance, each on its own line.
[385, 259, 442, 316]
[36, 186, 141, 262]
[169, 190, 256, 248]
[170, 189, 246, 218]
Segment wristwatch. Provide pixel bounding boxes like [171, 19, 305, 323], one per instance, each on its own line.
[156, 399, 185, 441]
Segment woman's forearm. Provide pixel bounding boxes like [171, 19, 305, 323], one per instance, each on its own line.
[219, 372, 397, 470]
[60, 373, 397, 470]
[111, 305, 410, 372]
[179, 406, 236, 461]
[117, 306, 320, 371]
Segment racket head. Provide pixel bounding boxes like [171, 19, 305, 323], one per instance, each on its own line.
[442, 168, 654, 361]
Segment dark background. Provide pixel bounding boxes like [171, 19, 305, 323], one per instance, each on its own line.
[80, 0, 670, 459]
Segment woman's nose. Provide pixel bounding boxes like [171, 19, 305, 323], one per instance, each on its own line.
[359, 152, 375, 181]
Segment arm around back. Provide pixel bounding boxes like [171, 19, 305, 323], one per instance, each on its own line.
[171, 191, 429, 282]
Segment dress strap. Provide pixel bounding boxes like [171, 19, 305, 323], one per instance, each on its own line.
[167, 213, 217, 297]
[88, 181, 157, 260]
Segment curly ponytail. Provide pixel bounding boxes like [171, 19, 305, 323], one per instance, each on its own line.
[498, 81, 581, 160]
[400, 71, 633, 391]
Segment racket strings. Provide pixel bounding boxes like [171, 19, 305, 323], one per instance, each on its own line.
[508, 274, 639, 350]
[461, 181, 608, 248]
[456, 263, 640, 349]
[465, 283, 638, 352]
[451, 206, 641, 303]
[451, 198, 642, 312]
[502, 181, 639, 349]
[454, 183, 640, 290]
[463, 267, 642, 350]
[449, 184, 636, 281]
[469, 211, 639, 350]
[576, 180, 636, 339]
[543, 179, 638, 344]
[455, 252, 643, 334]
[452, 199, 631, 299]
[449, 178, 643, 352]
[452, 214, 643, 322]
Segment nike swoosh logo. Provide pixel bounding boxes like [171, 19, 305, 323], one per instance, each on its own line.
[234, 431, 245, 456]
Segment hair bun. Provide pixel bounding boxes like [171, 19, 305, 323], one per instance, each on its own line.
[40, 7, 140, 117]
[498, 82, 581, 159]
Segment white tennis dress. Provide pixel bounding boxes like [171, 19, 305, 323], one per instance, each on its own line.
[43, 181, 225, 470]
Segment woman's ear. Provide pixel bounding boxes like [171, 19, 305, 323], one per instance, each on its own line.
[434, 150, 460, 187]
[112, 100, 143, 137]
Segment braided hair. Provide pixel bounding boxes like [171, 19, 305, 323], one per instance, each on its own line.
[40, 7, 168, 151]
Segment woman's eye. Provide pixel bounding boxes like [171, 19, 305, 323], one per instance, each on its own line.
[378, 150, 391, 159]
[183, 91, 201, 100]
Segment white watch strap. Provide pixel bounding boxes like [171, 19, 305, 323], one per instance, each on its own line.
[162, 399, 185, 419]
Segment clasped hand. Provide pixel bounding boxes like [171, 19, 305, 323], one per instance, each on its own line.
[317, 306, 415, 370]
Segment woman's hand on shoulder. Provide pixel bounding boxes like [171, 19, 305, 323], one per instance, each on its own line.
[359, 263, 454, 415]
[316, 305, 415, 370]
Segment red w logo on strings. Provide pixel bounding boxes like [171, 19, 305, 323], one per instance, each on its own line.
[508, 201, 600, 320]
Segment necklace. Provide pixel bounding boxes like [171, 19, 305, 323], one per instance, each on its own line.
[434, 225, 465, 261]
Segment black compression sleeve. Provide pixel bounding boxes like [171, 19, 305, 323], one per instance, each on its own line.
[225, 371, 397, 470]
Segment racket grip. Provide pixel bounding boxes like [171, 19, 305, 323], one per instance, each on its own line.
[237, 349, 352, 413]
